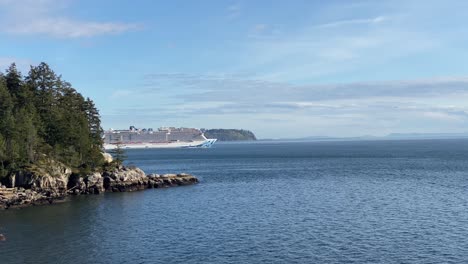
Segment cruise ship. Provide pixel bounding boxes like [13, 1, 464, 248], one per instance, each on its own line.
[103, 126, 217, 150]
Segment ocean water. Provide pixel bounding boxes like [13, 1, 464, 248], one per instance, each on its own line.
[1, 140, 468, 263]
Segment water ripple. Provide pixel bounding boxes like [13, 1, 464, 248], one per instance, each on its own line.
[2, 140, 468, 263]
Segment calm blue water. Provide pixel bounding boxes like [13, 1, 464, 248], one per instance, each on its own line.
[2, 140, 468, 263]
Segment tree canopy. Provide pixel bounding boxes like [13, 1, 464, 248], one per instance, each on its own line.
[0, 62, 104, 179]
[203, 129, 257, 141]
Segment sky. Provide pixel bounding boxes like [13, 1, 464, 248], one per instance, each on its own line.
[1, 0, 468, 138]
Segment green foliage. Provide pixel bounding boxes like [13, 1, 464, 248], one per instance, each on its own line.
[203, 129, 257, 141]
[0, 62, 104, 180]
[109, 143, 127, 167]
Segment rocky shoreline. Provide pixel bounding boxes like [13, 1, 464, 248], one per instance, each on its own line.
[0, 166, 198, 209]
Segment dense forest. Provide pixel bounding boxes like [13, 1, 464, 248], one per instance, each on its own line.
[0, 62, 104, 180]
[203, 129, 257, 141]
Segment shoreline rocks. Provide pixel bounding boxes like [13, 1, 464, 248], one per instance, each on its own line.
[0, 167, 198, 210]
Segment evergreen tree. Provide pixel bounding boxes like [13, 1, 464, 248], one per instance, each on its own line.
[84, 98, 103, 146]
[110, 143, 127, 167]
[26, 63, 61, 146]
[14, 108, 38, 163]
[0, 62, 106, 181]
[5, 63, 22, 99]
[0, 73, 18, 170]
[0, 134, 6, 178]
[0, 74, 13, 122]
[0, 76, 11, 177]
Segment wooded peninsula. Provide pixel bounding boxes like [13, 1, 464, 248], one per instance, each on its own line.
[0, 62, 104, 182]
[0, 62, 198, 209]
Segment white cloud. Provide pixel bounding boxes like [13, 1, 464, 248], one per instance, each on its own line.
[315, 16, 387, 28]
[238, 17, 437, 82]
[0, 0, 141, 38]
[142, 73, 468, 103]
[0, 57, 34, 72]
[253, 24, 268, 32]
[224, 0, 468, 84]
[110, 90, 134, 99]
[422, 111, 464, 122]
[6, 18, 141, 38]
[108, 73, 468, 137]
[227, 3, 241, 19]
[100, 0, 468, 137]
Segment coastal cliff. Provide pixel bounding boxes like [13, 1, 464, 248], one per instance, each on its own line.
[203, 129, 257, 141]
[0, 165, 198, 209]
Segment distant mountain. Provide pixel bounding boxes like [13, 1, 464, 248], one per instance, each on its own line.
[385, 133, 468, 139]
[203, 129, 257, 141]
[262, 133, 468, 142]
[261, 135, 378, 142]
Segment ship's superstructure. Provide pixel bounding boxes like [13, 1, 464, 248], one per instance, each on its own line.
[103, 126, 217, 149]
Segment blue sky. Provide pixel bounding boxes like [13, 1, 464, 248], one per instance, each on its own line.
[1, 0, 468, 138]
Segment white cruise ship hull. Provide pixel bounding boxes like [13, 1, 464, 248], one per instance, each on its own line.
[104, 139, 217, 150]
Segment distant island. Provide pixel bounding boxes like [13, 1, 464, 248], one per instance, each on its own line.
[203, 129, 257, 141]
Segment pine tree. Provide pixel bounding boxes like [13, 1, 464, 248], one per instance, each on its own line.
[5, 63, 22, 99]
[0, 62, 107, 181]
[110, 143, 127, 167]
[0, 134, 5, 177]
[26, 63, 61, 145]
[14, 108, 38, 163]
[0, 76, 10, 178]
[84, 98, 103, 146]
[0, 74, 18, 171]
[0, 74, 13, 122]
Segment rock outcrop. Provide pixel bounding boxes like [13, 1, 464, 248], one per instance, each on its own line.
[1, 158, 73, 209]
[84, 172, 105, 194]
[10, 158, 72, 196]
[102, 152, 113, 163]
[103, 166, 148, 192]
[0, 185, 66, 209]
[0, 165, 198, 209]
[73, 167, 198, 194]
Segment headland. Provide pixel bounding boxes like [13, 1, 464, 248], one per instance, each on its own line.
[0, 161, 198, 209]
